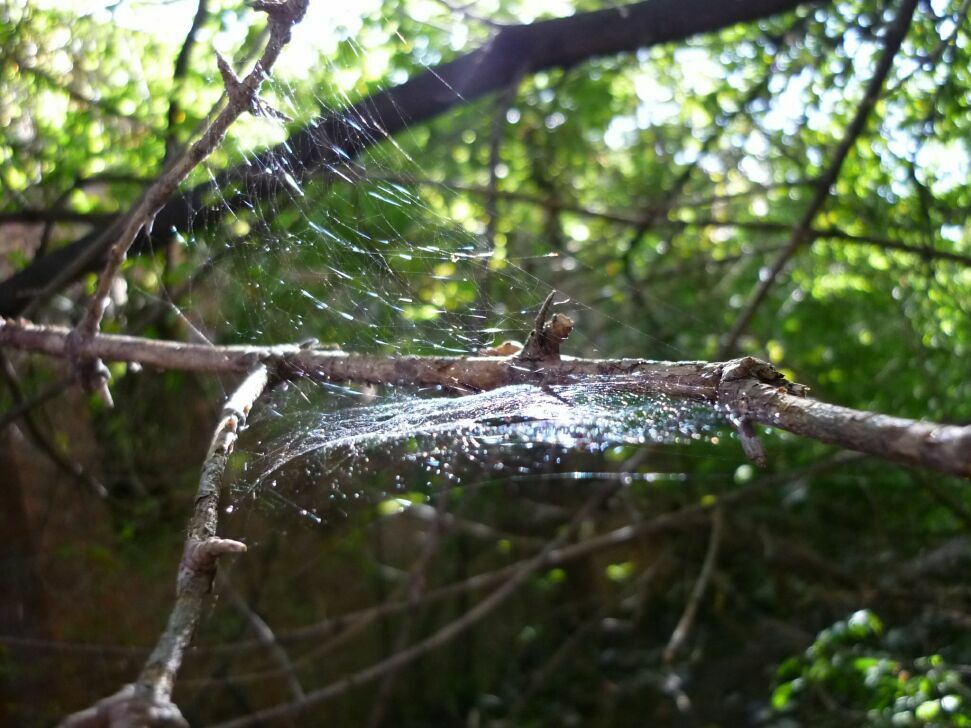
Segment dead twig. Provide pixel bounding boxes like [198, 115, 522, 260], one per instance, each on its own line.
[66, 0, 308, 406]
[366, 487, 450, 728]
[209, 484, 619, 728]
[59, 364, 269, 727]
[0, 373, 71, 433]
[0, 354, 105, 496]
[2, 319, 968, 477]
[164, 0, 211, 162]
[224, 586, 305, 701]
[663, 507, 725, 664]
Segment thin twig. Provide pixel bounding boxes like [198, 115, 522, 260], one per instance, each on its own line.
[673, 218, 971, 267]
[0, 354, 105, 496]
[366, 486, 450, 728]
[209, 484, 619, 728]
[884, 0, 971, 95]
[67, 0, 308, 404]
[59, 364, 269, 726]
[224, 585, 304, 701]
[164, 0, 211, 162]
[9, 60, 154, 129]
[663, 507, 724, 664]
[916, 476, 971, 531]
[0, 210, 117, 226]
[506, 558, 666, 721]
[484, 80, 519, 250]
[0, 374, 71, 433]
[358, 171, 818, 230]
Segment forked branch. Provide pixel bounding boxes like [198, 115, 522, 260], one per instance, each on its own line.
[66, 0, 308, 405]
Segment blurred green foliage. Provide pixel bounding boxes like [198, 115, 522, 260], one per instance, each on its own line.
[1, 0, 970, 725]
[770, 610, 971, 726]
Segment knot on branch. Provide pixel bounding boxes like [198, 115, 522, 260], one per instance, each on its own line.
[177, 537, 246, 596]
[254, 0, 309, 62]
[59, 684, 187, 728]
[64, 327, 114, 407]
[720, 356, 809, 396]
[517, 291, 573, 362]
[253, 0, 309, 28]
[215, 52, 289, 122]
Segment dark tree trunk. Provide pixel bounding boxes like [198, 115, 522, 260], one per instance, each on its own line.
[0, 0, 824, 316]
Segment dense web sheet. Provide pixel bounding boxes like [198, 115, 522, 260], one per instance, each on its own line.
[228, 378, 729, 526]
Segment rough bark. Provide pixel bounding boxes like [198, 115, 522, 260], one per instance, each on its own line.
[2, 319, 968, 478]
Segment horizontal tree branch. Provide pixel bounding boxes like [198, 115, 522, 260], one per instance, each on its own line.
[0, 210, 117, 227]
[1, 318, 967, 478]
[352, 172, 971, 268]
[0, 0, 825, 316]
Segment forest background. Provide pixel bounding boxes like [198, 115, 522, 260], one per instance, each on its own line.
[1, 0, 970, 725]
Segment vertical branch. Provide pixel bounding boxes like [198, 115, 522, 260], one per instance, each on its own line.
[475, 75, 521, 320]
[366, 487, 450, 728]
[719, 0, 920, 357]
[60, 364, 269, 727]
[164, 0, 211, 163]
[484, 80, 519, 250]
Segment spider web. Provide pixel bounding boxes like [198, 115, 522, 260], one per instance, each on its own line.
[132, 5, 735, 527]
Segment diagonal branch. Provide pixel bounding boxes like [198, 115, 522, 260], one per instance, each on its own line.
[719, 0, 921, 357]
[663, 507, 724, 663]
[60, 364, 269, 727]
[65, 0, 308, 405]
[208, 483, 620, 728]
[224, 585, 305, 701]
[0, 0, 827, 317]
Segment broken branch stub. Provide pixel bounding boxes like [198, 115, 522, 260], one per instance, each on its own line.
[517, 290, 574, 361]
